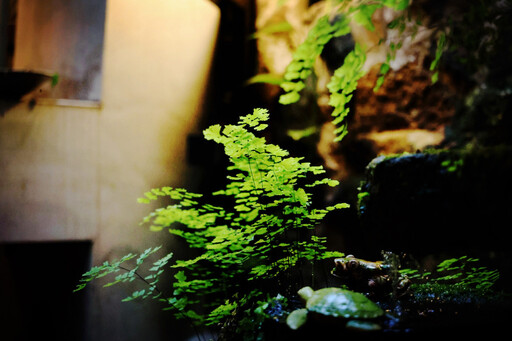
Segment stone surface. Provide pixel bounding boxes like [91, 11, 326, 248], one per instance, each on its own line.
[358, 147, 512, 257]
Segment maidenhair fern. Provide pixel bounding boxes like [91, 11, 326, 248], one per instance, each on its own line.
[74, 246, 173, 301]
[76, 108, 347, 334]
[276, 0, 440, 142]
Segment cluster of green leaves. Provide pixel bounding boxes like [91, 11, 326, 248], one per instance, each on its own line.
[77, 108, 347, 333]
[400, 256, 500, 298]
[326, 43, 366, 141]
[441, 157, 464, 174]
[275, 0, 444, 142]
[429, 32, 446, 84]
[74, 246, 173, 302]
[278, 15, 351, 106]
[434, 256, 500, 291]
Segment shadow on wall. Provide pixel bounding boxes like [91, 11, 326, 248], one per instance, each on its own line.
[0, 241, 91, 341]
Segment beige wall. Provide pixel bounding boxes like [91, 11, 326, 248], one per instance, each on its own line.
[0, 104, 99, 241]
[0, 0, 220, 339]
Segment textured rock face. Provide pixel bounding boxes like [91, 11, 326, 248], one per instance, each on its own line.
[318, 60, 457, 181]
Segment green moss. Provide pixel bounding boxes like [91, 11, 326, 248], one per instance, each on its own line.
[356, 190, 370, 215]
[402, 256, 500, 302]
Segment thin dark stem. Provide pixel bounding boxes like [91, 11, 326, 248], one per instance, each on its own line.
[118, 265, 162, 296]
[246, 157, 264, 205]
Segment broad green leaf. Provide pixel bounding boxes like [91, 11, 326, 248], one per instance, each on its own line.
[203, 124, 222, 141]
[321, 251, 345, 259]
[286, 308, 308, 330]
[287, 126, 318, 141]
[295, 188, 309, 206]
[250, 21, 293, 39]
[245, 73, 284, 85]
[279, 91, 301, 104]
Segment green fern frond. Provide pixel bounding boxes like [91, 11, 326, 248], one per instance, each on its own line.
[279, 15, 351, 105]
[327, 43, 366, 141]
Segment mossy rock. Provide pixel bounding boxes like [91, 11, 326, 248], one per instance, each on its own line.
[286, 286, 384, 331]
[357, 147, 512, 257]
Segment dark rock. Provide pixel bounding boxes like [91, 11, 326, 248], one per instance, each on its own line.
[358, 147, 512, 258]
